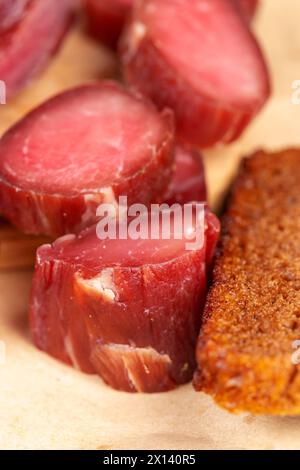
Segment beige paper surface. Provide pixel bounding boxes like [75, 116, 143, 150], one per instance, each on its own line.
[1, 0, 300, 450]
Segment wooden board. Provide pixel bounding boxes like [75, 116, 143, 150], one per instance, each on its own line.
[1, 0, 300, 450]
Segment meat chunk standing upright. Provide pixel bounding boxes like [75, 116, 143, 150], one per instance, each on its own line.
[0, 81, 174, 237]
[30, 206, 220, 392]
[120, 0, 270, 148]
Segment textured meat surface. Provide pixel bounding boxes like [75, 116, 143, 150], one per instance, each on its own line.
[0, 81, 174, 236]
[0, 0, 30, 33]
[164, 146, 206, 205]
[120, 0, 270, 148]
[30, 209, 220, 393]
[83, 0, 133, 48]
[194, 149, 300, 415]
[0, 0, 77, 99]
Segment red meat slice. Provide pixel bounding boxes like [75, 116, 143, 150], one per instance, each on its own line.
[0, 81, 174, 237]
[164, 146, 206, 206]
[83, 0, 133, 49]
[120, 0, 270, 148]
[29, 207, 220, 392]
[0, 0, 77, 100]
[0, 0, 31, 34]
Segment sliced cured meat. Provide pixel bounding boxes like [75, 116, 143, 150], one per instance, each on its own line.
[234, 0, 259, 22]
[83, 0, 133, 49]
[0, 81, 174, 237]
[164, 146, 206, 206]
[30, 206, 220, 392]
[120, 0, 270, 148]
[0, 0, 30, 34]
[194, 149, 300, 415]
[0, 0, 77, 100]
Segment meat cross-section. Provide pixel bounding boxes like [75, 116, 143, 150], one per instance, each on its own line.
[0, 81, 174, 236]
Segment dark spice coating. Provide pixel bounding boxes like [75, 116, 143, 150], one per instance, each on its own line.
[194, 149, 300, 415]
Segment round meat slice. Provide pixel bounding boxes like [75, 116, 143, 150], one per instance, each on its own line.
[120, 0, 270, 148]
[164, 146, 206, 206]
[83, 0, 133, 49]
[0, 0, 31, 34]
[29, 206, 220, 392]
[0, 81, 174, 236]
[0, 0, 77, 100]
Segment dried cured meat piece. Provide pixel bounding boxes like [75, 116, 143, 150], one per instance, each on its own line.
[30, 207, 220, 392]
[0, 81, 174, 236]
[120, 0, 270, 148]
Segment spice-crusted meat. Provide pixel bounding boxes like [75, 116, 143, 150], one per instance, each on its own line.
[194, 149, 300, 415]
